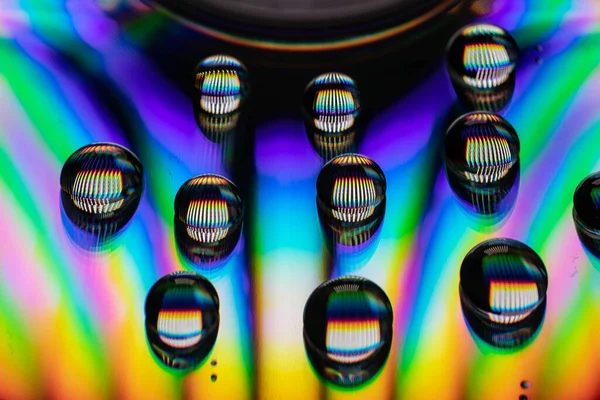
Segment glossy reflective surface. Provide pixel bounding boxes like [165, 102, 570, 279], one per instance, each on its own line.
[2, 1, 600, 399]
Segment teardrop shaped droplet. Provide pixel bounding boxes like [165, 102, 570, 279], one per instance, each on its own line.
[573, 172, 600, 257]
[303, 276, 393, 387]
[446, 24, 518, 113]
[174, 174, 244, 267]
[303, 73, 361, 160]
[145, 272, 220, 371]
[317, 154, 386, 227]
[460, 238, 547, 348]
[193, 54, 249, 116]
[60, 143, 143, 248]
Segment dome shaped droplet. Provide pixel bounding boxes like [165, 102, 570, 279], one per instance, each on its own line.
[60, 142, 143, 218]
[446, 24, 518, 112]
[445, 112, 519, 186]
[444, 114, 520, 223]
[145, 272, 220, 371]
[573, 172, 600, 257]
[317, 154, 386, 225]
[174, 174, 244, 266]
[193, 54, 249, 116]
[304, 72, 360, 134]
[303, 276, 393, 387]
[460, 239, 548, 329]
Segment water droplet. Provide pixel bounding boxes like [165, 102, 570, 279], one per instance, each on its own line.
[193, 54, 249, 116]
[317, 154, 386, 227]
[211, 374, 217, 382]
[303, 276, 393, 387]
[535, 44, 543, 52]
[145, 272, 220, 371]
[211, 359, 217, 366]
[521, 380, 530, 389]
[447, 24, 518, 113]
[573, 172, 600, 257]
[444, 112, 520, 221]
[304, 73, 361, 160]
[174, 174, 244, 267]
[535, 57, 543, 65]
[60, 143, 143, 249]
[519, 395, 528, 400]
[460, 238, 547, 349]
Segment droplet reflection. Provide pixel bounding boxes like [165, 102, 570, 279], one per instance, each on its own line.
[145, 272, 220, 371]
[317, 154, 386, 227]
[60, 143, 143, 250]
[445, 112, 520, 224]
[447, 24, 519, 113]
[573, 172, 600, 258]
[193, 54, 249, 116]
[303, 276, 393, 387]
[304, 73, 361, 161]
[460, 238, 547, 349]
[174, 174, 244, 268]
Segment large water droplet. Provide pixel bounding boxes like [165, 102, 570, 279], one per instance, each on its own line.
[444, 113, 520, 224]
[445, 112, 519, 186]
[145, 272, 220, 371]
[60, 143, 143, 248]
[174, 174, 244, 267]
[304, 73, 360, 160]
[303, 276, 393, 387]
[573, 172, 600, 257]
[460, 238, 547, 348]
[317, 154, 386, 227]
[447, 24, 518, 113]
[193, 54, 249, 116]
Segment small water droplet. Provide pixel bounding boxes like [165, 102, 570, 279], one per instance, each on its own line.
[519, 395, 528, 400]
[211, 359, 217, 366]
[446, 24, 518, 113]
[460, 239, 547, 348]
[145, 272, 220, 371]
[535, 44, 543, 52]
[174, 174, 244, 267]
[303, 276, 393, 387]
[573, 172, 600, 257]
[521, 380, 530, 389]
[211, 374, 217, 382]
[535, 57, 543, 65]
[304, 73, 361, 160]
[317, 154, 386, 226]
[60, 143, 143, 249]
[193, 54, 248, 116]
[444, 112, 520, 220]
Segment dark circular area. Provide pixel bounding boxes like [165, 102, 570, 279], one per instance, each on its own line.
[149, 0, 464, 47]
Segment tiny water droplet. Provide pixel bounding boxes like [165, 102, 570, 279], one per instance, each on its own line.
[535, 44, 543, 52]
[174, 174, 244, 267]
[444, 112, 520, 219]
[303, 276, 393, 387]
[211, 359, 217, 366]
[519, 395, 528, 400]
[60, 143, 143, 249]
[193, 54, 248, 116]
[535, 57, 543, 65]
[447, 24, 518, 112]
[317, 154, 386, 226]
[573, 172, 600, 257]
[145, 272, 220, 371]
[304, 73, 361, 160]
[211, 374, 217, 382]
[521, 380, 530, 389]
[460, 239, 547, 348]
